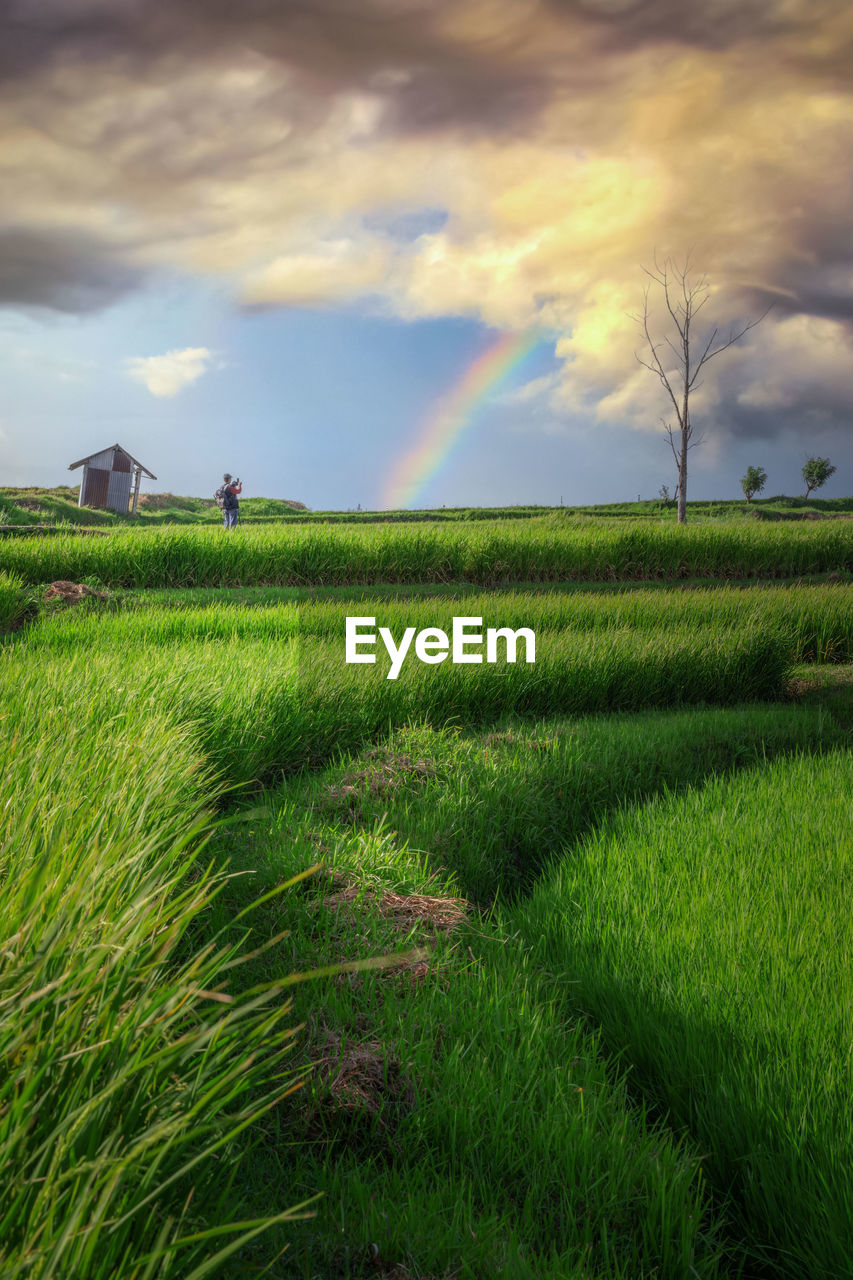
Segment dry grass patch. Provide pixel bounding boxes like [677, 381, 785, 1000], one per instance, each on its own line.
[788, 664, 853, 698]
[300, 1015, 416, 1154]
[324, 750, 437, 816]
[310, 883, 470, 991]
[319, 886, 469, 934]
[44, 579, 107, 603]
[310, 1026, 413, 1120]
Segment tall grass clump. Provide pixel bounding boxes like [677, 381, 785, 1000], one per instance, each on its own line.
[0, 569, 27, 630]
[0, 658, 319, 1277]
[1, 519, 851, 587]
[512, 750, 853, 1279]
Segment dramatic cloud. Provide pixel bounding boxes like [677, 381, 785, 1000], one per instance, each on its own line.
[2, 0, 853, 442]
[125, 346, 212, 397]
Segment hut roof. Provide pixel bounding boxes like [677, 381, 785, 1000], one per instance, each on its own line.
[68, 443, 157, 480]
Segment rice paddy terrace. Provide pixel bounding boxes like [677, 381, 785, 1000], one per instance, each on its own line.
[1, 512, 852, 1279]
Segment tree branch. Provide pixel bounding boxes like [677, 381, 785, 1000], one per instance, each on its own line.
[688, 307, 772, 387]
[633, 289, 684, 423]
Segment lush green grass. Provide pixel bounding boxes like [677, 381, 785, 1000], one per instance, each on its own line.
[0, 487, 549, 527]
[19, 581, 853, 666]
[551, 495, 853, 519]
[1, 518, 852, 587]
[1, 625, 792, 794]
[0, 661, 324, 1278]
[102, 567, 851, 609]
[0, 569, 27, 630]
[510, 749, 853, 1279]
[199, 691, 850, 1277]
[236, 699, 849, 905]
[5, 487, 851, 530]
[0, 488, 310, 527]
[210, 836, 728, 1280]
[5, 524, 850, 1279]
[4, 607, 803, 1276]
[0, 489, 119, 527]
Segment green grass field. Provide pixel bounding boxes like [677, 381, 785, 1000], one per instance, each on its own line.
[1, 515, 852, 586]
[2, 511, 852, 1278]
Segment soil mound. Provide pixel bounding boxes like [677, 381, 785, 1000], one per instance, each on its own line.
[44, 580, 107, 603]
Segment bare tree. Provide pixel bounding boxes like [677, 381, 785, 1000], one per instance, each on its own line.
[632, 254, 769, 525]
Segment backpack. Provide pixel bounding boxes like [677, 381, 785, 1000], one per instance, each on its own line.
[215, 485, 231, 510]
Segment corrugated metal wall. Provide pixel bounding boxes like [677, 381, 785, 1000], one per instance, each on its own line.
[84, 449, 117, 470]
[80, 448, 134, 512]
[83, 468, 110, 508]
[107, 468, 132, 513]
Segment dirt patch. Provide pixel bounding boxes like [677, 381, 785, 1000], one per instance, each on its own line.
[299, 1016, 416, 1155]
[790, 665, 853, 695]
[309, 1025, 414, 1120]
[43, 580, 108, 604]
[789, 676, 822, 697]
[324, 749, 436, 814]
[318, 886, 469, 934]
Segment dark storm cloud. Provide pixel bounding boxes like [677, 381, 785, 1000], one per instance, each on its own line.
[743, 276, 853, 326]
[0, 227, 146, 312]
[3, 0, 852, 139]
[704, 305, 853, 446]
[0, 0, 554, 131]
[8, 0, 849, 77]
[719, 392, 853, 445]
[542, 0, 853, 69]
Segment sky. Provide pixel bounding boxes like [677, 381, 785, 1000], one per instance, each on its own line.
[1, 0, 852, 509]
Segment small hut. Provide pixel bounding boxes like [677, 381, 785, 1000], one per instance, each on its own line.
[69, 444, 157, 515]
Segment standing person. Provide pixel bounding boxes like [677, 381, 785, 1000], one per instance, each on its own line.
[216, 472, 242, 529]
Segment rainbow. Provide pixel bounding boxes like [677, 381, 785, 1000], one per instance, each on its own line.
[383, 329, 542, 509]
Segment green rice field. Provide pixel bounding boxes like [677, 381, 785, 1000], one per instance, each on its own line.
[1, 516, 852, 586]
[1, 513, 852, 1278]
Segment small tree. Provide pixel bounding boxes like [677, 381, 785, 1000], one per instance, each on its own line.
[741, 465, 767, 503]
[658, 484, 671, 503]
[633, 254, 769, 525]
[802, 456, 836, 499]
